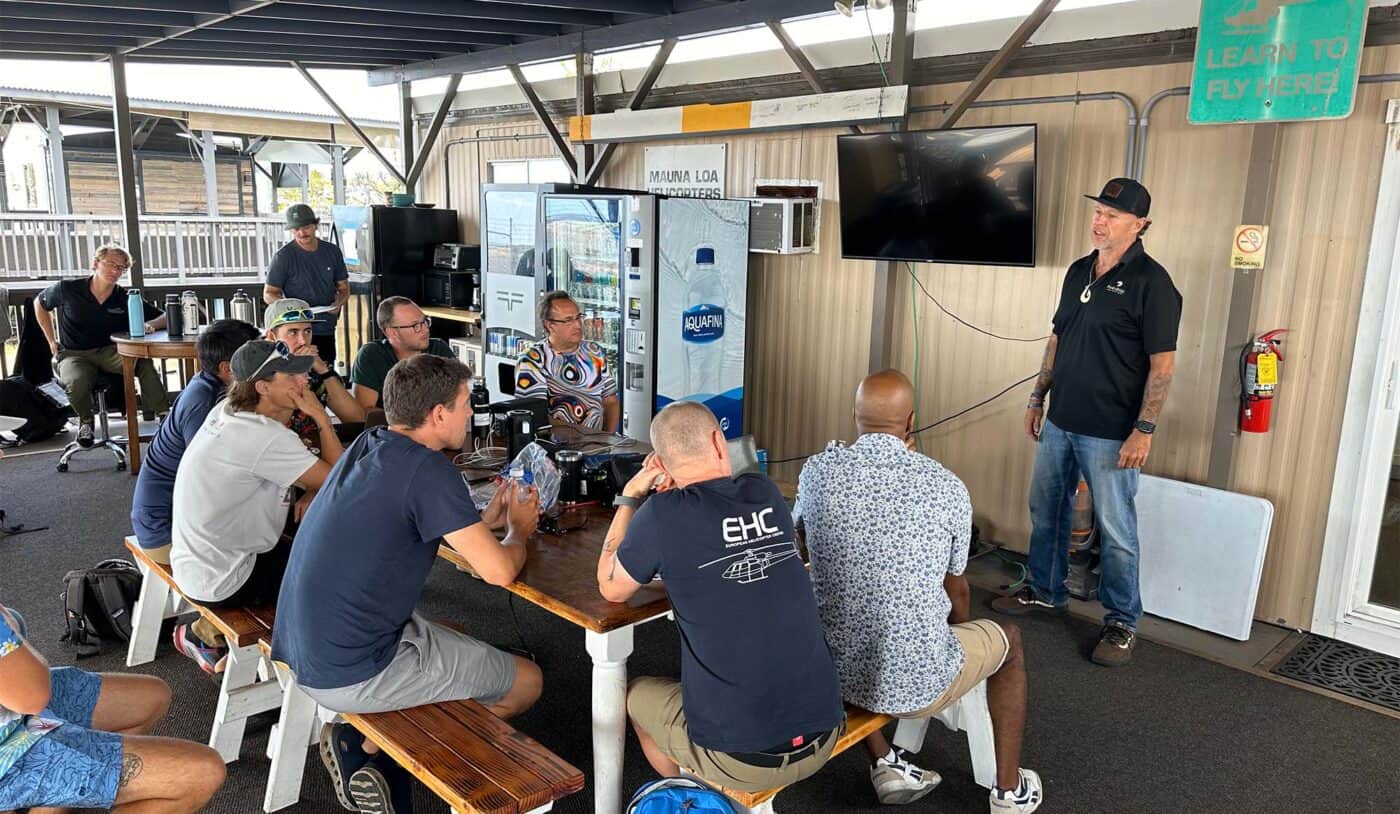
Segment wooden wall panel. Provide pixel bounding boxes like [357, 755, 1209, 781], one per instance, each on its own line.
[1229, 45, 1400, 626]
[415, 46, 1400, 628]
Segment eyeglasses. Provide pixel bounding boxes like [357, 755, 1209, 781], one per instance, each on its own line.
[271, 309, 316, 326]
[99, 259, 131, 272]
[545, 314, 584, 326]
[248, 340, 293, 381]
[389, 316, 432, 332]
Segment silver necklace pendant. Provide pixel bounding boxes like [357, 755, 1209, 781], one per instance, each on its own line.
[1080, 284, 1093, 303]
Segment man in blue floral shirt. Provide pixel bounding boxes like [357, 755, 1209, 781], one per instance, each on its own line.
[0, 604, 224, 812]
[795, 370, 1041, 812]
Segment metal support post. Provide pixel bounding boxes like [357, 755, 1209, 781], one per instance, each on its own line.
[575, 50, 594, 181]
[940, 0, 1061, 129]
[400, 80, 414, 183]
[109, 53, 144, 287]
[44, 106, 70, 215]
[331, 145, 346, 206]
[202, 130, 219, 216]
[868, 0, 914, 373]
[1206, 124, 1282, 488]
[584, 38, 675, 186]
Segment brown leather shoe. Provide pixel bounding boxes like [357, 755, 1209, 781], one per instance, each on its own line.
[990, 586, 1068, 617]
[1091, 623, 1136, 666]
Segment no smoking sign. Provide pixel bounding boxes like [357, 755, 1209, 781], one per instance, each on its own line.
[1231, 224, 1269, 269]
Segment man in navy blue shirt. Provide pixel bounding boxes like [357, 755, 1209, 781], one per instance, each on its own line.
[597, 401, 845, 793]
[263, 204, 349, 365]
[272, 354, 541, 813]
[130, 319, 259, 564]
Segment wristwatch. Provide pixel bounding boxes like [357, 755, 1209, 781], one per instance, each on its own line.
[613, 494, 644, 510]
[1133, 419, 1156, 435]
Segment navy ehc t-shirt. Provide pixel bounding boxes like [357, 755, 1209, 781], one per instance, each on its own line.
[271, 427, 481, 690]
[618, 474, 844, 754]
[265, 239, 348, 336]
[1048, 239, 1182, 441]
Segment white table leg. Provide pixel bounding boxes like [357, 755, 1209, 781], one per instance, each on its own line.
[210, 642, 281, 762]
[586, 626, 634, 814]
[126, 559, 170, 667]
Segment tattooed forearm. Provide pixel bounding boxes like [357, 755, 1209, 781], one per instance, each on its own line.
[120, 753, 144, 788]
[1138, 371, 1173, 423]
[1138, 352, 1176, 423]
[1030, 336, 1058, 402]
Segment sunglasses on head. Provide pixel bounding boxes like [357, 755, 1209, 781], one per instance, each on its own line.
[248, 340, 293, 381]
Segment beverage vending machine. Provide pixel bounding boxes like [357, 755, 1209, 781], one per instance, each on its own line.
[481, 185, 750, 441]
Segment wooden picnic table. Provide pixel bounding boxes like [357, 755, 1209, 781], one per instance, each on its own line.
[440, 465, 671, 814]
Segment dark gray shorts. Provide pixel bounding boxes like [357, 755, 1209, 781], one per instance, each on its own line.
[302, 613, 516, 714]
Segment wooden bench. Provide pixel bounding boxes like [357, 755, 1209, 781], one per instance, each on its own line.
[723, 684, 998, 813]
[124, 537, 311, 812]
[341, 699, 585, 814]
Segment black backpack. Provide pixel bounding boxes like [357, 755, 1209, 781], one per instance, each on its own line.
[60, 559, 143, 658]
[0, 376, 68, 446]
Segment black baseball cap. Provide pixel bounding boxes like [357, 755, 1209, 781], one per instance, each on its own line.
[231, 339, 315, 383]
[1084, 178, 1151, 218]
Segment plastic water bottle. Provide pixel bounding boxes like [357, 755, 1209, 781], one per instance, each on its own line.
[682, 245, 725, 397]
[127, 289, 145, 337]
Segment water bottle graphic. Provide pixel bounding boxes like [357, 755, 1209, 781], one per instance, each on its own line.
[682, 245, 725, 397]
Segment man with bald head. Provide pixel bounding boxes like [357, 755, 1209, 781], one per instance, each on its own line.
[795, 371, 1041, 812]
[595, 401, 845, 794]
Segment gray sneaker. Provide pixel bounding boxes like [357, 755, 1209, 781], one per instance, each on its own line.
[76, 422, 94, 448]
[870, 751, 940, 805]
[990, 586, 1067, 617]
[1091, 623, 1136, 667]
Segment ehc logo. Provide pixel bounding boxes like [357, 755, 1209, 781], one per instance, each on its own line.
[682, 304, 724, 343]
[722, 507, 779, 544]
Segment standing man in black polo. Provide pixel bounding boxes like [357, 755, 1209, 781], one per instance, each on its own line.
[992, 179, 1182, 667]
[33, 245, 170, 447]
[263, 204, 349, 366]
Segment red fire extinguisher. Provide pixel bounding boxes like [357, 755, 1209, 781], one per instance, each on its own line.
[1241, 329, 1287, 433]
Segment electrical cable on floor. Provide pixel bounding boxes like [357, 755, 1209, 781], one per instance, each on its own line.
[506, 593, 536, 663]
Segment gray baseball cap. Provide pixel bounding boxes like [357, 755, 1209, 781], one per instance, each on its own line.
[231, 339, 315, 383]
[264, 298, 323, 332]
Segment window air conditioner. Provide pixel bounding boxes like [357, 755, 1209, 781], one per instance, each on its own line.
[745, 197, 817, 255]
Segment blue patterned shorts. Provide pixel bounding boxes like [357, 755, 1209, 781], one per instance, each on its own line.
[0, 667, 123, 809]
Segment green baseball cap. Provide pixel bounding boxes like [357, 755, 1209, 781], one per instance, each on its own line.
[284, 203, 319, 229]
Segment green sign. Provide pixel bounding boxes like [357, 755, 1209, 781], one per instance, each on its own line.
[1189, 0, 1369, 124]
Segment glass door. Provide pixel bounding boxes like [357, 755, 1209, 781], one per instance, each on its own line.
[1369, 434, 1400, 610]
[543, 195, 624, 373]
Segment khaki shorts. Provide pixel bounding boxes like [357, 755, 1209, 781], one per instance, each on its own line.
[627, 677, 842, 793]
[897, 619, 1011, 719]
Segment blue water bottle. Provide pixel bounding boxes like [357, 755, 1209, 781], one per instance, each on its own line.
[127, 289, 146, 337]
[757, 449, 769, 475]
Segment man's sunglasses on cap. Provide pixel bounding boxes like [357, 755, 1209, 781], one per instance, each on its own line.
[248, 340, 294, 381]
[270, 308, 317, 327]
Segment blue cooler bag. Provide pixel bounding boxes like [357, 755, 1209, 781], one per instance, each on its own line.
[626, 777, 737, 813]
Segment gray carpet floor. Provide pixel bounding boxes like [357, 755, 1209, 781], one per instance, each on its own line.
[2, 448, 1399, 813]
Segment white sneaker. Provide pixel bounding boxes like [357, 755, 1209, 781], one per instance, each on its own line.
[989, 768, 1043, 813]
[870, 751, 941, 805]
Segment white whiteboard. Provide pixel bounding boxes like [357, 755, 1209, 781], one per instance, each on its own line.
[1137, 474, 1274, 640]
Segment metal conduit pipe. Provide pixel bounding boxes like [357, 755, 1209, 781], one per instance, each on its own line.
[1132, 73, 1400, 181]
[440, 128, 552, 210]
[911, 91, 1140, 179]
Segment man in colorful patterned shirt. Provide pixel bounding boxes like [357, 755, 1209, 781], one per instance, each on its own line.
[515, 291, 619, 431]
[0, 605, 224, 811]
[795, 370, 1041, 812]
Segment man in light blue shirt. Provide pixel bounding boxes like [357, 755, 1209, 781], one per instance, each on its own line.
[796, 370, 1040, 812]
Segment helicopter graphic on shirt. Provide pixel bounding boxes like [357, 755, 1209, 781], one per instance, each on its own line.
[699, 542, 801, 584]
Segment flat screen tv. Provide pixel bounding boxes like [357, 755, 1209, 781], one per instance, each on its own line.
[837, 124, 1036, 266]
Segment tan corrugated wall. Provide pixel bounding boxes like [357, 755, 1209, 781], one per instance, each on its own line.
[416, 45, 1400, 627]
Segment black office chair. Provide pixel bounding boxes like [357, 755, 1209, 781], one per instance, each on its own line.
[57, 372, 128, 472]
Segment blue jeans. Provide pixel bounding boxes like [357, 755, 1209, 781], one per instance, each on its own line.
[1027, 419, 1142, 629]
